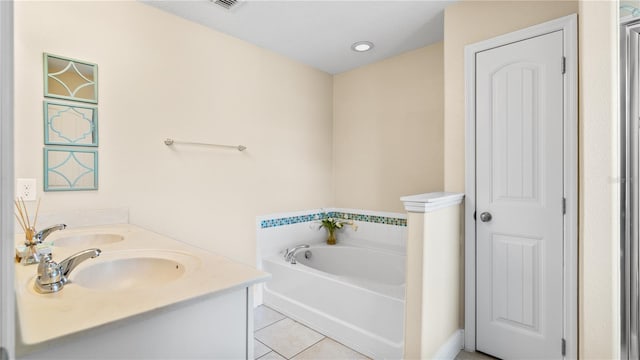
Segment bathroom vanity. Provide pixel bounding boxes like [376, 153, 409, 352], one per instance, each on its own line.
[14, 224, 269, 359]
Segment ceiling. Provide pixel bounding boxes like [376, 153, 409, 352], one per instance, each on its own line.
[142, 0, 456, 74]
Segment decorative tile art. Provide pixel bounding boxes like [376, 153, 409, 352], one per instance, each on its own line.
[43, 53, 100, 192]
[44, 53, 98, 104]
[43, 148, 98, 191]
[44, 101, 98, 146]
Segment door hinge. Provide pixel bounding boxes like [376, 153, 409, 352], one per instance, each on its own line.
[562, 197, 566, 215]
[561, 338, 566, 356]
[561, 56, 566, 74]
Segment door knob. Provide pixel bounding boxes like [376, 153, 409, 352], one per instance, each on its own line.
[480, 212, 492, 222]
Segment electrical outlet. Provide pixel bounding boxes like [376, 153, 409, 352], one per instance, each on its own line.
[16, 178, 37, 201]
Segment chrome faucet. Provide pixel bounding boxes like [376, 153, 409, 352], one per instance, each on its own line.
[34, 224, 67, 243]
[20, 224, 67, 266]
[34, 248, 101, 294]
[59, 248, 102, 279]
[283, 244, 309, 264]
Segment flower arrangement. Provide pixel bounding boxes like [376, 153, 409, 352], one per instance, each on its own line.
[318, 214, 357, 245]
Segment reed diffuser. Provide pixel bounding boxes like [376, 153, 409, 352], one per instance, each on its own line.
[14, 197, 42, 264]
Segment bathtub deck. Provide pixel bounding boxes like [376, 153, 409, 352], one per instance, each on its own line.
[253, 305, 370, 360]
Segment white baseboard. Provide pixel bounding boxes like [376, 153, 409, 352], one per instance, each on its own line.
[432, 329, 464, 360]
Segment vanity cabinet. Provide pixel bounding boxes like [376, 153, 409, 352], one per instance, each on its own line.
[17, 287, 254, 359]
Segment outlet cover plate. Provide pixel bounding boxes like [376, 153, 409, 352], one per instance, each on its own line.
[16, 178, 37, 201]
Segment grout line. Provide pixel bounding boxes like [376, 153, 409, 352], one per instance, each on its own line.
[256, 351, 276, 360]
[256, 315, 325, 359]
[254, 306, 287, 331]
[261, 305, 286, 318]
[286, 336, 326, 359]
[254, 338, 273, 358]
[254, 315, 288, 332]
[255, 339, 270, 347]
[290, 318, 326, 337]
[272, 349, 289, 359]
[321, 337, 371, 359]
[278, 317, 325, 359]
[298, 322, 369, 359]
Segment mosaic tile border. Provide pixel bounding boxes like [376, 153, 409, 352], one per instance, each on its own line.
[260, 213, 320, 229]
[260, 211, 406, 229]
[335, 211, 407, 227]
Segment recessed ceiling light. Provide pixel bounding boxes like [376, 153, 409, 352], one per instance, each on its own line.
[351, 41, 374, 52]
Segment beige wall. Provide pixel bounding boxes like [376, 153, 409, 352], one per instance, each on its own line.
[444, 1, 619, 359]
[14, 1, 334, 265]
[333, 44, 444, 213]
[404, 212, 425, 358]
[421, 204, 462, 358]
[578, 1, 618, 358]
[404, 204, 462, 358]
[17, 2, 445, 264]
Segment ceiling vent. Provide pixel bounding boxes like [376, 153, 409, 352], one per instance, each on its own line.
[212, 0, 240, 10]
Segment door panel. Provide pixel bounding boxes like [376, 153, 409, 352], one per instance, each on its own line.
[476, 30, 564, 359]
[491, 234, 541, 331]
[491, 64, 540, 203]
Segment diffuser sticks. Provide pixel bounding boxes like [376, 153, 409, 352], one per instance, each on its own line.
[14, 197, 42, 264]
[14, 197, 40, 241]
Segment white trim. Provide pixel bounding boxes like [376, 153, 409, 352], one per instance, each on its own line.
[246, 287, 254, 360]
[432, 329, 464, 360]
[621, 17, 639, 360]
[400, 192, 465, 213]
[464, 14, 578, 359]
[0, 1, 15, 358]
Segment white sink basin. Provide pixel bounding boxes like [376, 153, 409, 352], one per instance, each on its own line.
[54, 233, 124, 248]
[71, 250, 199, 291]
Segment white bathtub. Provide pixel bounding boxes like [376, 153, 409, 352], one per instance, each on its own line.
[262, 244, 406, 359]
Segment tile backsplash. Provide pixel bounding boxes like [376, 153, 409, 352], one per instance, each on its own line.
[23, 207, 129, 233]
[259, 210, 406, 229]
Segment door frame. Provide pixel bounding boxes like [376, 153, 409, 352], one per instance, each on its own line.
[621, 16, 640, 360]
[0, 0, 15, 358]
[463, 14, 578, 358]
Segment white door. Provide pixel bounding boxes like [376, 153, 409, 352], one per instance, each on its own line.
[475, 30, 564, 359]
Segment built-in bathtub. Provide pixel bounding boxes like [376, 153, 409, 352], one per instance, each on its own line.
[262, 244, 406, 359]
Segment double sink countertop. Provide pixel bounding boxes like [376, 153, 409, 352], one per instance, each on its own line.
[14, 223, 269, 345]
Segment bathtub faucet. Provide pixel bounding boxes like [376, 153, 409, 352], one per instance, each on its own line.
[284, 244, 309, 264]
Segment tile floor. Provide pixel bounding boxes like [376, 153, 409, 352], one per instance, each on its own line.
[253, 305, 370, 360]
[454, 351, 497, 360]
[254, 305, 497, 360]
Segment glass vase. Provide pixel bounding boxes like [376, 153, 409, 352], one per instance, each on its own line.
[327, 230, 336, 245]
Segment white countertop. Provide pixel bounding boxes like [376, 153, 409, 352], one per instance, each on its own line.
[14, 224, 269, 345]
